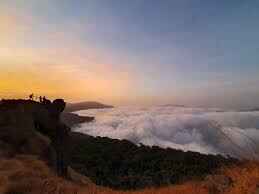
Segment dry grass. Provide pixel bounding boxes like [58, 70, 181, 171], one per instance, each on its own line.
[0, 155, 80, 194]
[0, 156, 258, 194]
[221, 161, 259, 194]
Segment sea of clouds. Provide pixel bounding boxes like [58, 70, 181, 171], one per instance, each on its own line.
[73, 106, 259, 160]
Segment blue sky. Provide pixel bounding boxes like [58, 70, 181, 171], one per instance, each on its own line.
[1, 0, 259, 107]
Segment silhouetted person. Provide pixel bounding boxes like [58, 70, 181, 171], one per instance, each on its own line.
[42, 96, 51, 105]
[39, 96, 42, 103]
[29, 93, 34, 100]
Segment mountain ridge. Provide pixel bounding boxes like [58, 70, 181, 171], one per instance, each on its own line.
[65, 101, 113, 112]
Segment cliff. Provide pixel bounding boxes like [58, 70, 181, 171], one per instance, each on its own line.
[0, 99, 71, 177]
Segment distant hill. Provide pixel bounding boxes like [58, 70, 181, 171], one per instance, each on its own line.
[65, 101, 113, 112]
[160, 104, 185, 107]
[239, 107, 259, 112]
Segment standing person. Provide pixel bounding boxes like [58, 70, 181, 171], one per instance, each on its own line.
[29, 93, 34, 100]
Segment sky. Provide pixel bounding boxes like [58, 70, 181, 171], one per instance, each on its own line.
[0, 0, 259, 108]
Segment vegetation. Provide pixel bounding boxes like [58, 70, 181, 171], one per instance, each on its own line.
[1, 155, 258, 194]
[70, 133, 237, 189]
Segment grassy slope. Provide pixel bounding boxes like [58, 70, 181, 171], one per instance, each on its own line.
[1, 155, 258, 194]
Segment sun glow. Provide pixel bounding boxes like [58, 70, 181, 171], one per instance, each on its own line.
[0, 11, 134, 104]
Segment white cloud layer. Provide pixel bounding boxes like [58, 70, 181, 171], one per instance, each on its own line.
[74, 106, 259, 160]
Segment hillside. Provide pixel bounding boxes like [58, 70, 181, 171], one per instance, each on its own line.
[70, 132, 237, 189]
[1, 155, 258, 194]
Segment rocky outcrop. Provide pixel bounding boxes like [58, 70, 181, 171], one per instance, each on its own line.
[0, 99, 71, 178]
[0, 100, 50, 156]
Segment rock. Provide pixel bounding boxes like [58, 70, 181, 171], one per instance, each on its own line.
[50, 99, 66, 120]
[0, 99, 73, 178]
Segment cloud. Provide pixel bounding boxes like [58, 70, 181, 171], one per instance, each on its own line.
[74, 106, 259, 160]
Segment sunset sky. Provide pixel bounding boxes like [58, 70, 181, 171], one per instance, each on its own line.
[1, 0, 259, 108]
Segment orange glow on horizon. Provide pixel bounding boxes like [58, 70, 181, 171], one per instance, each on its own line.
[0, 11, 135, 104]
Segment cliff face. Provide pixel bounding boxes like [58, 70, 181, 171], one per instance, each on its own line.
[0, 99, 70, 177]
[0, 100, 47, 156]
